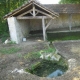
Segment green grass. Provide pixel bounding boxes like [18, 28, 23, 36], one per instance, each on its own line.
[24, 47, 56, 60]
[0, 47, 21, 54]
[47, 31, 80, 41]
[24, 52, 41, 60]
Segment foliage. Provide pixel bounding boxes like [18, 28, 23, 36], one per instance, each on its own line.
[0, 47, 21, 54]
[0, 32, 9, 42]
[0, 0, 28, 38]
[59, 0, 80, 4]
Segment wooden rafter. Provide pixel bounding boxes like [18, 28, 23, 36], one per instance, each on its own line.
[18, 9, 33, 17]
[17, 8, 55, 19]
[9, 3, 32, 18]
[34, 2, 59, 17]
[4, 1, 59, 19]
[30, 12, 33, 15]
[35, 11, 39, 16]
[35, 9, 54, 19]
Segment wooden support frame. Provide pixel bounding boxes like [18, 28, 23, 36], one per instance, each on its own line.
[45, 19, 52, 30]
[35, 9, 54, 19]
[33, 4, 36, 16]
[34, 2, 59, 17]
[18, 9, 33, 17]
[30, 12, 33, 15]
[69, 14, 72, 31]
[42, 17, 46, 41]
[35, 11, 39, 16]
[10, 3, 32, 17]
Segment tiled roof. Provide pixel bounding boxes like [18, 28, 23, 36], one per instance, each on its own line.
[44, 4, 80, 13]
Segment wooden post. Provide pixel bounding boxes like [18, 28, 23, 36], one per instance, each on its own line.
[42, 17, 46, 41]
[69, 14, 72, 31]
[33, 5, 35, 17]
[45, 19, 52, 30]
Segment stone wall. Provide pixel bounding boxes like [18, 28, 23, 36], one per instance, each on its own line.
[28, 13, 80, 31]
[7, 17, 29, 44]
[29, 19, 42, 31]
[47, 13, 80, 31]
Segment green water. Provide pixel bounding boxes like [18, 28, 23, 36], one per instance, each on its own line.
[26, 58, 68, 78]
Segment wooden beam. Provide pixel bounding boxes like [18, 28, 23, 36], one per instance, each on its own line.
[10, 3, 32, 17]
[45, 19, 52, 30]
[35, 11, 39, 16]
[42, 17, 46, 41]
[34, 2, 59, 17]
[30, 12, 33, 15]
[33, 5, 36, 16]
[35, 9, 54, 19]
[18, 9, 33, 17]
[17, 16, 49, 19]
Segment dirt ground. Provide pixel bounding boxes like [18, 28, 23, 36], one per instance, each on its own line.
[0, 39, 80, 80]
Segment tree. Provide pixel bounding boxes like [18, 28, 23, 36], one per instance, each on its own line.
[0, 0, 28, 38]
[59, 0, 80, 4]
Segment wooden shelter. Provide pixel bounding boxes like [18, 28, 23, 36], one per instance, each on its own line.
[4, 1, 80, 44]
[4, 1, 58, 43]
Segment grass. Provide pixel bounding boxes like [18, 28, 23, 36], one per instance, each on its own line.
[0, 47, 21, 54]
[41, 47, 56, 54]
[24, 47, 56, 60]
[24, 52, 41, 60]
[47, 31, 80, 41]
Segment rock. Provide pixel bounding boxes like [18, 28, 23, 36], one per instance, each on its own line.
[40, 52, 61, 61]
[4, 39, 9, 44]
[51, 53, 61, 61]
[11, 68, 29, 74]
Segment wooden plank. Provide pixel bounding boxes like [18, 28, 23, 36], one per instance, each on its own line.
[42, 17, 46, 41]
[18, 9, 33, 17]
[17, 16, 49, 19]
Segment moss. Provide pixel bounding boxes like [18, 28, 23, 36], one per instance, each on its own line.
[26, 58, 68, 77]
